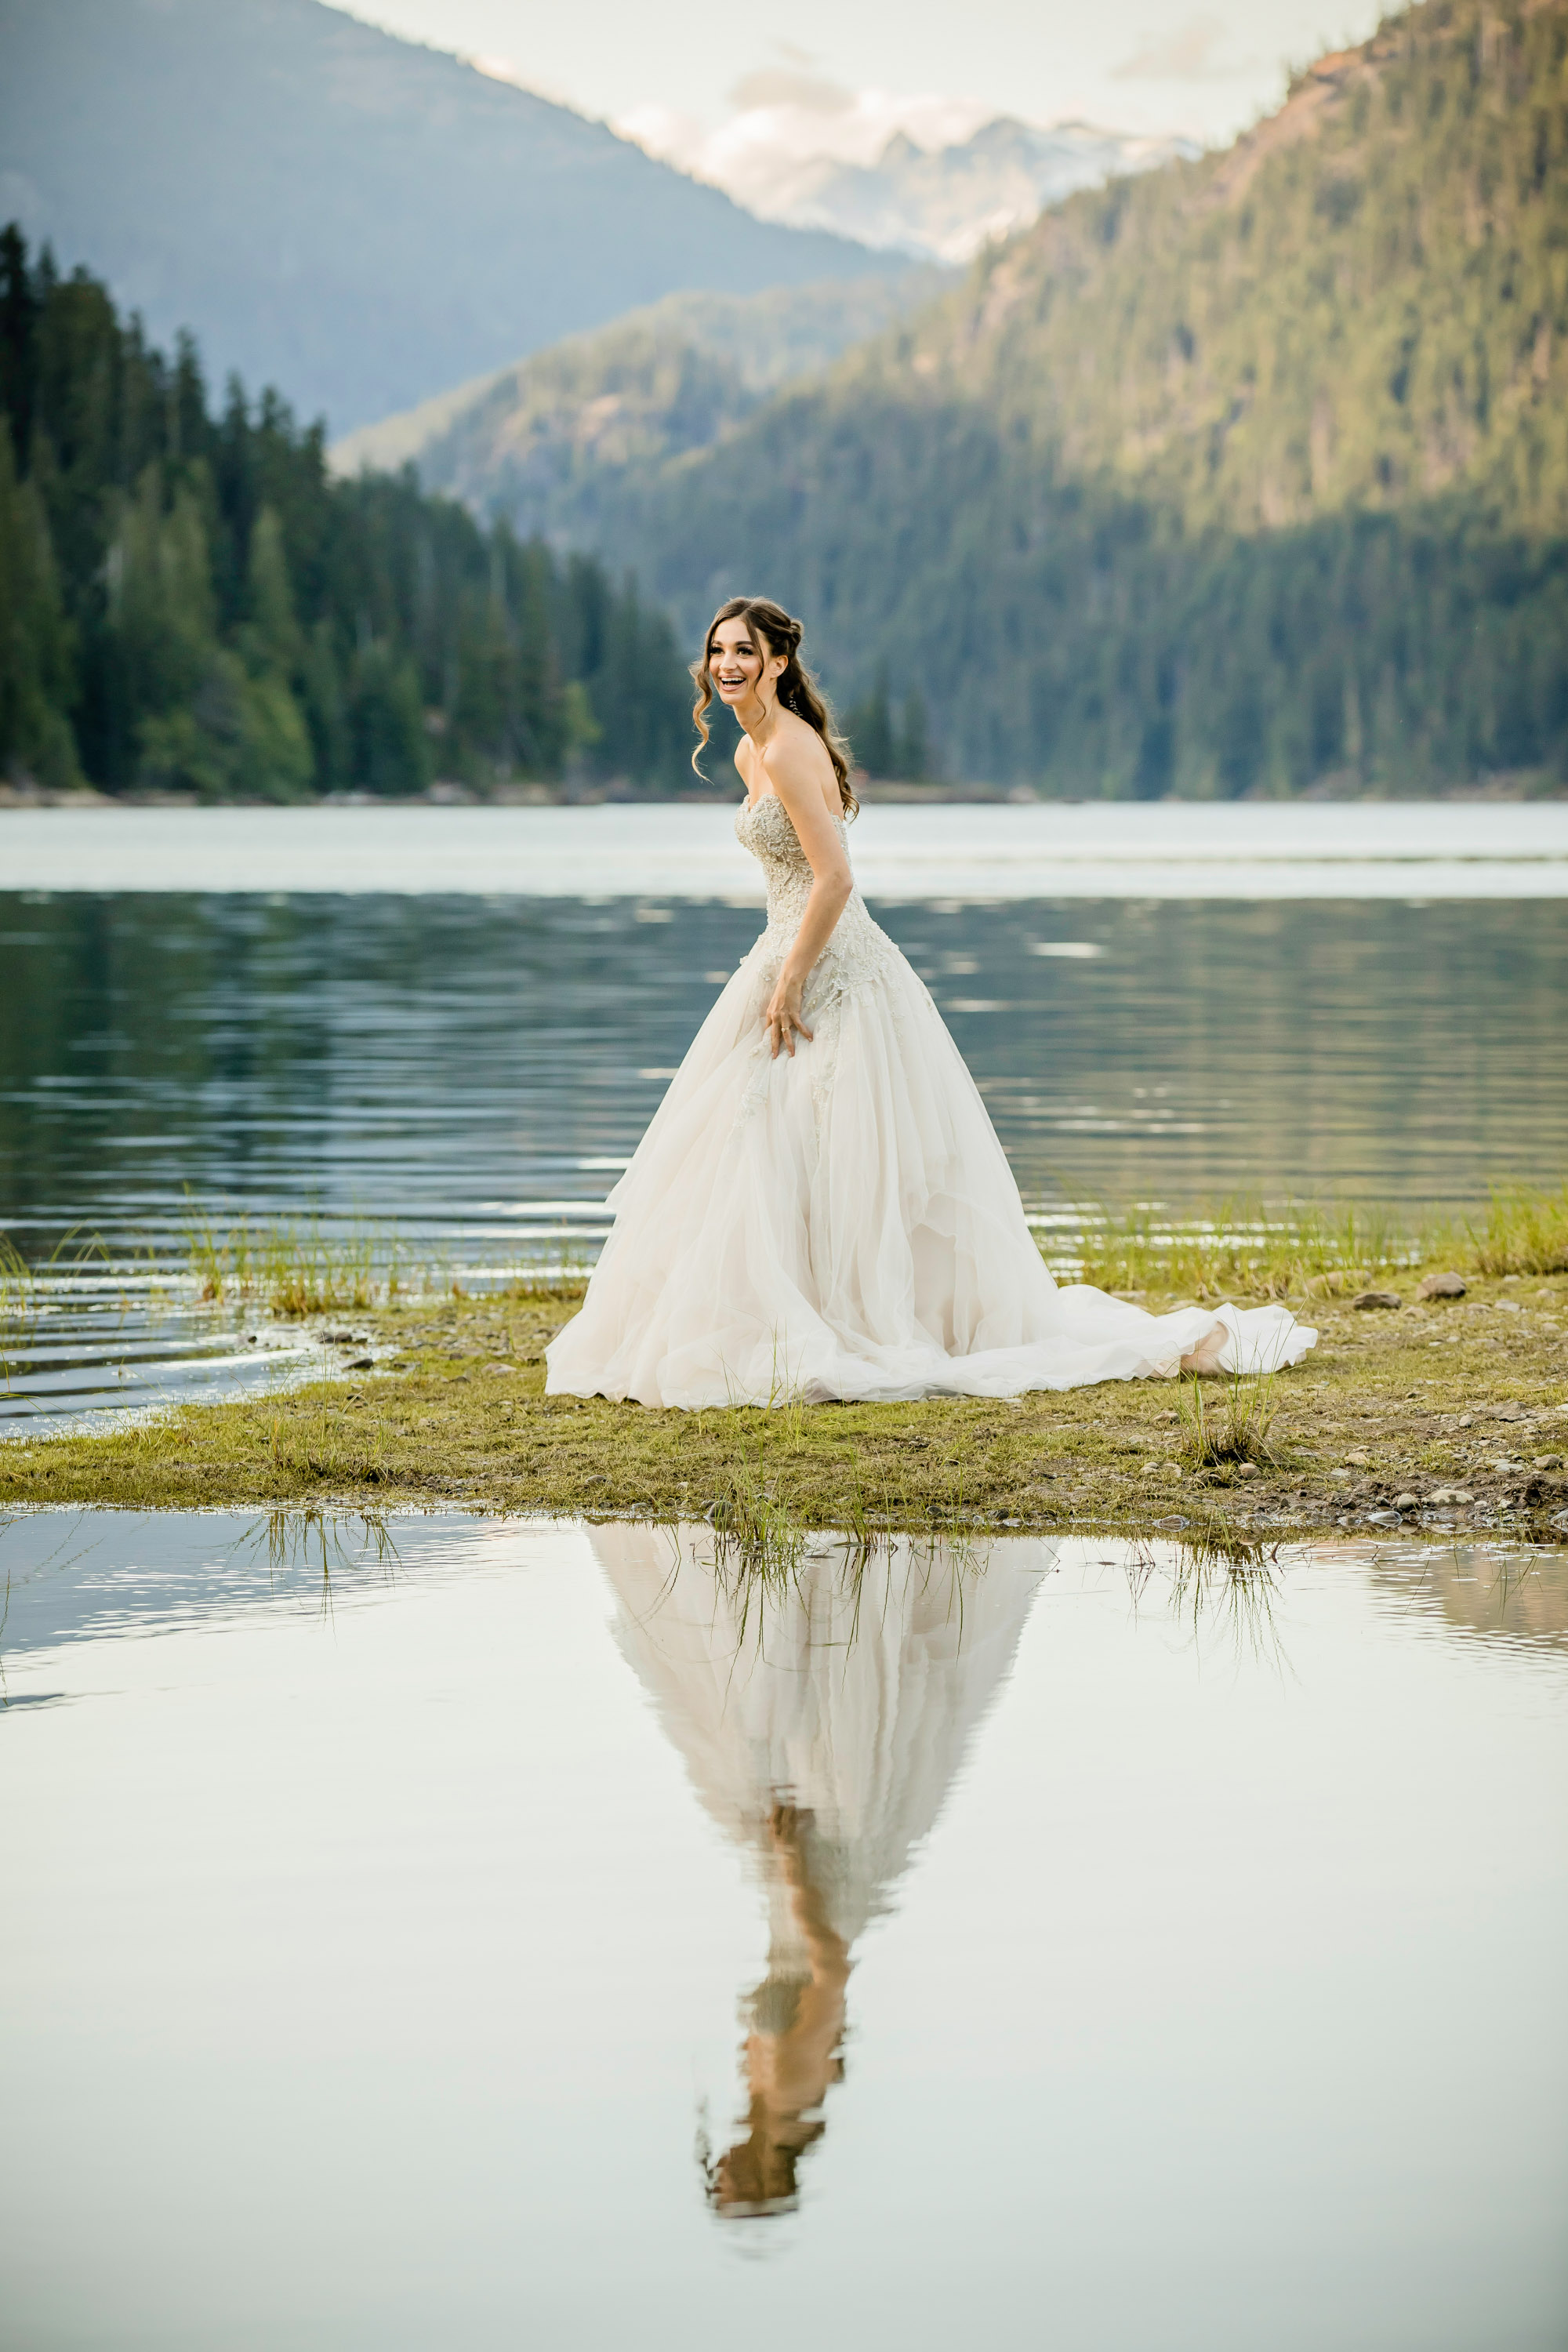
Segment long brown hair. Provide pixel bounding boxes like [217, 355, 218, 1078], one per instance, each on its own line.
[691, 596, 858, 818]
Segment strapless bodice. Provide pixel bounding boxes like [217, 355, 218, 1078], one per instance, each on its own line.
[734, 793, 898, 1003]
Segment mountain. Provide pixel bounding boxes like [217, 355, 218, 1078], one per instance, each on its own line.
[329, 271, 946, 541]
[763, 118, 1200, 264]
[581, 0, 1568, 796]
[0, 0, 902, 434]
[621, 93, 1198, 265]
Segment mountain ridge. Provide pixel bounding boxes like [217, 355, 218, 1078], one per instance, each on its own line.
[882, 16, 1568, 534]
[329, 273, 946, 541]
[0, 0, 900, 432]
[622, 102, 1200, 264]
[770, 117, 1202, 263]
[579, 0, 1568, 794]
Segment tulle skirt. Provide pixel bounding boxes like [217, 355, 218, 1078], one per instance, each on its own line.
[546, 938, 1316, 1409]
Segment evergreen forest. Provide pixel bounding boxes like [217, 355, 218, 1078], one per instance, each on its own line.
[0, 229, 695, 800]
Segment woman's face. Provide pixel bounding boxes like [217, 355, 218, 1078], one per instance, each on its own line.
[709, 616, 785, 710]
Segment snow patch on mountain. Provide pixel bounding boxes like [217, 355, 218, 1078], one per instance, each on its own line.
[618, 85, 1200, 263]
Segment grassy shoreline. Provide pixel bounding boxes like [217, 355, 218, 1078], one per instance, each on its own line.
[5, 1268, 1566, 1541]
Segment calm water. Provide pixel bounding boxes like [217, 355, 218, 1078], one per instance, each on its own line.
[2, 804, 1566, 1425]
[3, 1512, 1566, 2349]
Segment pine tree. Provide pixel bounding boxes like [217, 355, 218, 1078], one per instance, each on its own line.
[845, 666, 895, 779]
[898, 688, 931, 782]
[0, 419, 79, 787]
[0, 227, 695, 800]
[348, 641, 431, 797]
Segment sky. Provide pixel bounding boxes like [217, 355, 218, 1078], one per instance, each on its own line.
[333, 0, 1389, 154]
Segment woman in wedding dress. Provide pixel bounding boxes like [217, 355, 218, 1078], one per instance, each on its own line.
[546, 597, 1316, 1409]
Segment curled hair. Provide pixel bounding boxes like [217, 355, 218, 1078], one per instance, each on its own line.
[691, 597, 858, 818]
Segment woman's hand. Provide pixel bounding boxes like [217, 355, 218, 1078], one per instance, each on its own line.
[764, 969, 814, 1058]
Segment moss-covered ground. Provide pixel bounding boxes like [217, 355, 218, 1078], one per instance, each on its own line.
[5, 1273, 1566, 1541]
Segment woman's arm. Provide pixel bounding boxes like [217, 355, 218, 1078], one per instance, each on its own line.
[762, 739, 853, 1058]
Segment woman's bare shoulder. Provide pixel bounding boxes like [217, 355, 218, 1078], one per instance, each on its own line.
[762, 713, 835, 794]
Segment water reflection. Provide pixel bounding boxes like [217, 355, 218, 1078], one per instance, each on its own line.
[591, 1523, 1568, 2221]
[1123, 1530, 1292, 1670]
[592, 1526, 1051, 2215]
[5, 896, 1563, 1258]
[3, 1514, 1566, 2348]
[1369, 1541, 1568, 1646]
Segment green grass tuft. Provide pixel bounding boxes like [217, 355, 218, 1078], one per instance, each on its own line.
[1070, 1184, 1568, 1301]
[1466, 1183, 1568, 1277]
[182, 1205, 401, 1317]
[1180, 1370, 1279, 1468]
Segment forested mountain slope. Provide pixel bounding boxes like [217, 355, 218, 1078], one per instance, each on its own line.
[909, 5, 1566, 535]
[330, 273, 942, 543]
[605, 0, 1568, 795]
[0, 0, 895, 433]
[0, 236, 693, 799]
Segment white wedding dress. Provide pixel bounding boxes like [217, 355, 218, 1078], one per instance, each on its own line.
[546, 795, 1316, 1407]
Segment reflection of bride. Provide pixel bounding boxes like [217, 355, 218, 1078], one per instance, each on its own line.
[547, 596, 1316, 1409]
[590, 1523, 1053, 2216]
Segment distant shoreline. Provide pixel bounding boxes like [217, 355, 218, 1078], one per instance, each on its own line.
[3, 775, 1564, 812]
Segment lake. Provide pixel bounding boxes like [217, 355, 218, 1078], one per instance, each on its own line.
[2, 803, 1566, 1425]
[3, 1511, 1565, 2349]
[6, 798, 1568, 898]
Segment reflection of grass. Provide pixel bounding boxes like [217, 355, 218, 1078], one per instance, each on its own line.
[1162, 1534, 1288, 1670]
[226, 1507, 401, 1620]
[708, 1363, 817, 1584]
[695, 1509, 994, 1668]
[1181, 1370, 1278, 1468]
[1120, 1526, 1288, 1667]
[1071, 1188, 1568, 1299]
[709, 1459, 805, 1586]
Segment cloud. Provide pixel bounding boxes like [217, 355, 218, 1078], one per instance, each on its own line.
[1112, 13, 1241, 80]
[615, 85, 996, 222]
[728, 68, 855, 115]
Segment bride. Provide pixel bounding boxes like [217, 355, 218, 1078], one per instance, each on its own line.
[546, 597, 1316, 1408]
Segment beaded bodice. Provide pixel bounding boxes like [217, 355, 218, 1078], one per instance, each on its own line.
[734, 793, 897, 1004]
